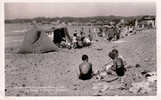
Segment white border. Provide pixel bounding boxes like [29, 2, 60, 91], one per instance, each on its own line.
[0, 0, 4, 99]
[1, 0, 161, 100]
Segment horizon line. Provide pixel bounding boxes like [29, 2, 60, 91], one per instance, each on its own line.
[5, 14, 156, 20]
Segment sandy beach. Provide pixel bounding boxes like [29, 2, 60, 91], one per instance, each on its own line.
[5, 23, 156, 96]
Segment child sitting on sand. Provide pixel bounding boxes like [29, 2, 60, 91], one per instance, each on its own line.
[112, 49, 127, 65]
[103, 49, 126, 73]
[108, 49, 126, 77]
[83, 35, 91, 46]
[78, 54, 93, 80]
[94, 49, 127, 80]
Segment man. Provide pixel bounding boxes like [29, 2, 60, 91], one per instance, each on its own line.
[78, 55, 93, 80]
[108, 49, 126, 77]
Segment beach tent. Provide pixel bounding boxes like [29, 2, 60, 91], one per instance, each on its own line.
[53, 27, 72, 44]
[18, 26, 59, 54]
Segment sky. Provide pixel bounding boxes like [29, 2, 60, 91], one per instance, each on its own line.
[5, 2, 156, 19]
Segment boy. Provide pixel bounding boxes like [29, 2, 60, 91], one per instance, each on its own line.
[112, 49, 127, 66]
[72, 33, 78, 48]
[108, 49, 126, 77]
[78, 55, 93, 80]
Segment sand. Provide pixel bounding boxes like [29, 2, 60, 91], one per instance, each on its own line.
[5, 25, 156, 96]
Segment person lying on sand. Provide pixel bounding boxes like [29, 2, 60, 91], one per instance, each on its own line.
[78, 54, 93, 80]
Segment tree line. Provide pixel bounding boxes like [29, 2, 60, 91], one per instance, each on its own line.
[5, 15, 155, 25]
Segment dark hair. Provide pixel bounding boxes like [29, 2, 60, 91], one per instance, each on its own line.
[108, 51, 116, 59]
[112, 49, 118, 54]
[73, 33, 77, 36]
[82, 54, 88, 61]
[135, 64, 141, 68]
[80, 31, 83, 35]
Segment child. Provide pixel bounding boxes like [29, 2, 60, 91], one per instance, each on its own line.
[112, 49, 127, 66]
[108, 50, 126, 77]
[83, 35, 91, 46]
[72, 33, 78, 48]
[78, 55, 93, 80]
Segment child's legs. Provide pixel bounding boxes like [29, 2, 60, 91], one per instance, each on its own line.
[73, 42, 77, 48]
[106, 66, 117, 75]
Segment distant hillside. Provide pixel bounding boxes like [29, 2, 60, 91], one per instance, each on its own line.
[5, 15, 156, 24]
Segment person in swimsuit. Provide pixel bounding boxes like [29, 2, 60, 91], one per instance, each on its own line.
[78, 55, 93, 80]
[108, 49, 126, 77]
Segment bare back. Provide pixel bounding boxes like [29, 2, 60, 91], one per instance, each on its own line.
[79, 62, 92, 75]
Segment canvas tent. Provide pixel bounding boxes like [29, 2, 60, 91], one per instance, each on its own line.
[53, 27, 72, 44]
[18, 26, 59, 54]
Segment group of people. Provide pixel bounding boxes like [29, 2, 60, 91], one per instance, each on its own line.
[58, 29, 92, 49]
[78, 49, 126, 81]
[72, 30, 92, 49]
[59, 37, 72, 49]
[106, 26, 121, 42]
[56, 26, 123, 49]
[96, 25, 122, 42]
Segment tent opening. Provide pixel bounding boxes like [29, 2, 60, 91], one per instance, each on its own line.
[32, 31, 41, 44]
[53, 28, 66, 44]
